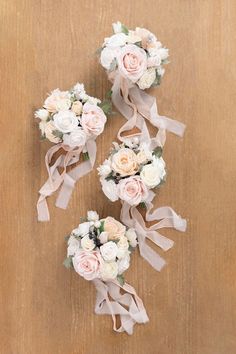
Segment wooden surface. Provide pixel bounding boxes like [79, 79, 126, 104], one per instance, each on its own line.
[1, 1, 236, 353]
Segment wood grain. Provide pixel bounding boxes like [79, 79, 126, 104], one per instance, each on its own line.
[0, 1, 236, 353]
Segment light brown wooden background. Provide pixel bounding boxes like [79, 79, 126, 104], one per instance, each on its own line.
[1, 1, 236, 353]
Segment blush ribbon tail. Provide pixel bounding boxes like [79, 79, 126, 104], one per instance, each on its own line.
[120, 201, 187, 272]
[93, 279, 149, 335]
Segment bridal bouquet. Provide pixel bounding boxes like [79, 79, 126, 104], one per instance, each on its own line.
[100, 21, 169, 89]
[98, 139, 186, 272]
[35, 83, 110, 222]
[35, 83, 107, 147]
[98, 141, 166, 206]
[64, 211, 149, 335]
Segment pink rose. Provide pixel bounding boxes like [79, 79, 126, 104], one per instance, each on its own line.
[117, 44, 147, 82]
[80, 102, 107, 136]
[117, 176, 149, 205]
[72, 250, 103, 281]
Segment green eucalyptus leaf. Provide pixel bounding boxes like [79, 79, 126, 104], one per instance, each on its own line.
[117, 274, 125, 286]
[83, 152, 90, 161]
[121, 24, 129, 35]
[63, 256, 73, 269]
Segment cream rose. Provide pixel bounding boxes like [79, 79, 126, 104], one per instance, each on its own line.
[117, 176, 149, 205]
[53, 110, 78, 133]
[67, 235, 80, 257]
[44, 89, 71, 113]
[137, 68, 156, 90]
[99, 231, 109, 244]
[100, 241, 118, 262]
[136, 144, 152, 164]
[111, 148, 138, 176]
[81, 235, 96, 252]
[63, 128, 87, 148]
[71, 101, 83, 115]
[104, 217, 126, 240]
[117, 44, 147, 82]
[140, 157, 166, 188]
[73, 251, 103, 281]
[44, 121, 61, 143]
[80, 102, 107, 136]
[100, 261, 118, 281]
[100, 179, 118, 202]
[100, 47, 116, 70]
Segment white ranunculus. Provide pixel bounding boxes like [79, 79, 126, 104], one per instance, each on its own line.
[140, 157, 166, 188]
[157, 47, 169, 60]
[35, 108, 49, 121]
[97, 160, 112, 177]
[100, 241, 118, 262]
[67, 235, 80, 257]
[77, 222, 91, 237]
[81, 235, 95, 252]
[125, 228, 138, 248]
[105, 33, 128, 48]
[87, 211, 99, 222]
[117, 254, 130, 274]
[101, 179, 118, 202]
[100, 47, 116, 70]
[99, 231, 109, 244]
[112, 21, 122, 33]
[63, 127, 87, 147]
[53, 110, 78, 133]
[137, 68, 156, 90]
[101, 261, 118, 280]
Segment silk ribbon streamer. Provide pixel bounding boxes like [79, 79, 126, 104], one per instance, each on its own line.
[37, 139, 96, 222]
[93, 278, 149, 335]
[120, 196, 187, 272]
[110, 74, 186, 145]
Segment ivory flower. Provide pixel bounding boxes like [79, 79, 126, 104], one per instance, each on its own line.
[104, 216, 126, 240]
[100, 47, 116, 70]
[118, 254, 130, 274]
[53, 110, 78, 133]
[137, 68, 156, 90]
[126, 228, 138, 248]
[140, 157, 166, 188]
[71, 101, 83, 115]
[81, 235, 96, 252]
[100, 241, 118, 262]
[101, 261, 118, 281]
[44, 89, 71, 113]
[111, 148, 138, 176]
[35, 108, 49, 121]
[63, 128, 87, 148]
[87, 211, 99, 222]
[100, 179, 118, 202]
[44, 121, 61, 143]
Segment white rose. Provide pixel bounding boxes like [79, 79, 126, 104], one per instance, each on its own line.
[97, 160, 112, 177]
[77, 222, 91, 237]
[53, 111, 78, 133]
[100, 47, 116, 70]
[105, 33, 128, 48]
[157, 47, 169, 60]
[147, 55, 162, 68]
[117, 254, 130, 275]
[126, 228, 138, 248]
[100, 179, 118, 202]
[87, 211, 99, 222]
[55, 98, 71, 111]
[39, 121, 47, 135]
[67, 235, 80, 257]
[35, 108, 49, 121]
[140, 157, 166, 188]
[86, 96, 101, 105]
[112, 21, 122, 33]
[100, 241, 118, 262]
[94, 221, 101, 228]
[63, 128, 87, 148]
[99, 231, 109, 244]
[126, 30, 142, 44]
[137, 68, 156, 90]
[44, 121, 61, 143]
[101, 261, 118, 280]
[81, 235, 95, 252]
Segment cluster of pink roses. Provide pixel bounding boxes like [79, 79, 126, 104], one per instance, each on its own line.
[100, 22, 169, 89]
[98, 141, 166, 206]
[35, 83, 107, 148]
[65, 211, 138, 283]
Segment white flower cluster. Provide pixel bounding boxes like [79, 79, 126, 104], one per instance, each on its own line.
[98, 140, 166, 205]
[35, 83, 107, 148]
[100, 22, 169, 89]
[65, 211, 138, 282]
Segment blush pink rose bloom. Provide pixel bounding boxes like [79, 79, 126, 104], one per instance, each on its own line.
[117, 44, 147, 83]
[44, 89, 71, 113]
[117, 176, 149, 205]
[72, 250, 103, 281]
[80, 102, 107, 136]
